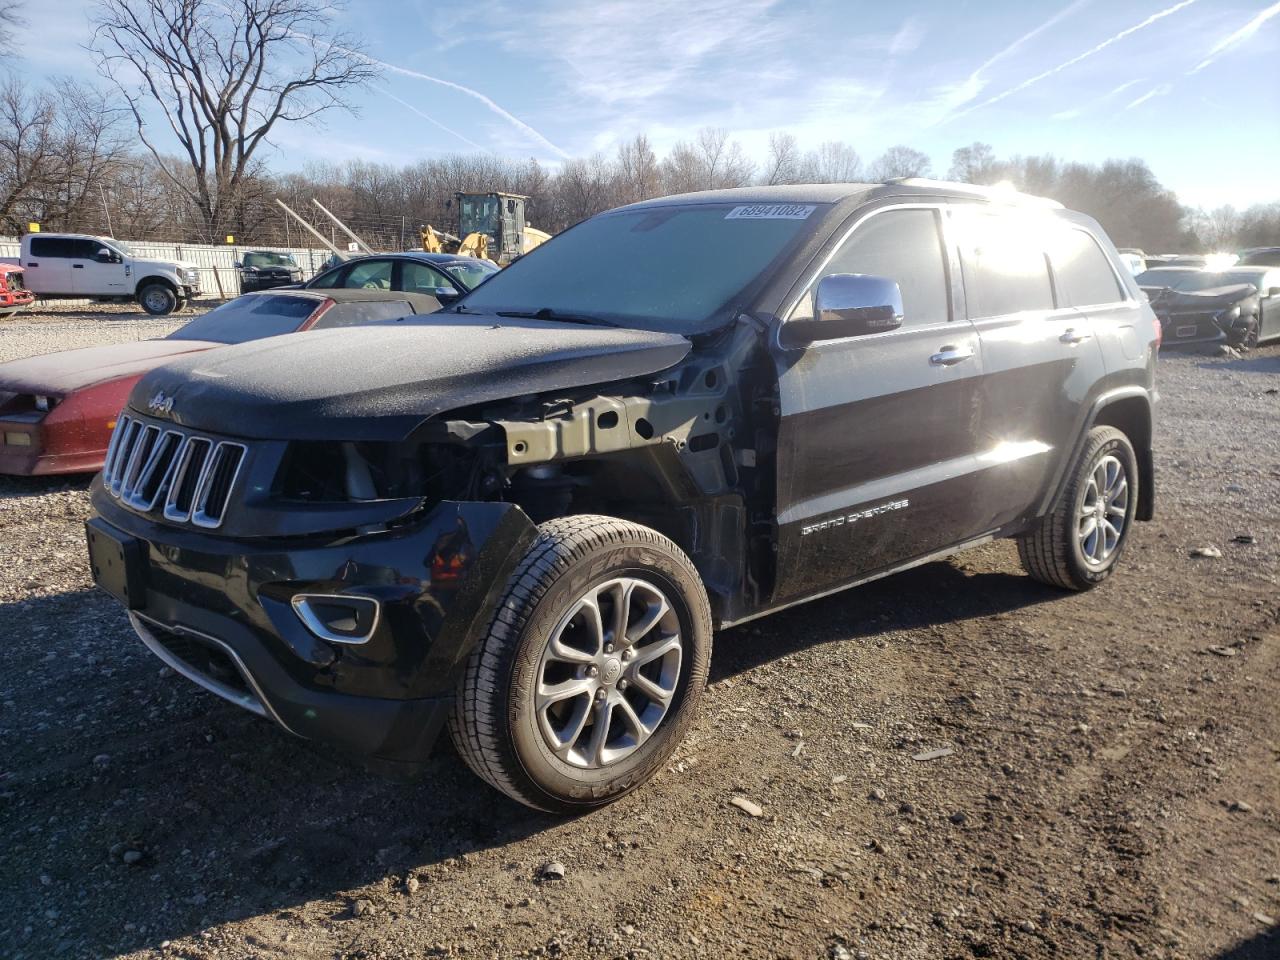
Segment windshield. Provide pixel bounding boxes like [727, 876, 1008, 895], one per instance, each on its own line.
[455, 204, 819, 333]
[1136, 269, 1200, 289]
[243, 252, 297, 269]
[443, 260, 498, 289]
[166, 294, 318, 344]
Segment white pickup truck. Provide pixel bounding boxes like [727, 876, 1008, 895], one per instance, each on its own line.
[12, 233, 201, 315]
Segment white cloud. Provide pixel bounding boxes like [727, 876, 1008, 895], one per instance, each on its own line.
[889, 17, 927, 56]
[1189, 0, 1280, 73]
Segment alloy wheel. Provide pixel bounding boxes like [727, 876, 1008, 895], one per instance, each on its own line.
[1077, 454, 1129, 566]
[534, 576, 682, 769]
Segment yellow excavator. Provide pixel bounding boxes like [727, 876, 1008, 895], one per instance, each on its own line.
[420, 191, 551, 266]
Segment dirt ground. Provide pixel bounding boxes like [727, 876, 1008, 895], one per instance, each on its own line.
[0, 323, 1277, 960]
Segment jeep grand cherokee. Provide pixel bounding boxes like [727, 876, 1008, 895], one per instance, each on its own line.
[86, 181, 1159, 812]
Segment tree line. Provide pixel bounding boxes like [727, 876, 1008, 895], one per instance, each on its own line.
[0, 0, 1275, 255]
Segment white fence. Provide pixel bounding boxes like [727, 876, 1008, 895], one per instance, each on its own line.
[0, 237, 341, 300]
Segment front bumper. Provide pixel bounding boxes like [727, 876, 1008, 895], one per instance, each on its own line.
[1155, 310, 1247, 347]
[87, 489, 537, 765]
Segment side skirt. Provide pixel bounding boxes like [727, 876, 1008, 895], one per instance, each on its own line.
[716, 532, 998, 630]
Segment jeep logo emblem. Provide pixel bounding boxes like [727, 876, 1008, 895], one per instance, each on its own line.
[148, 391, 174, 416]
[602, 658, 622, 684]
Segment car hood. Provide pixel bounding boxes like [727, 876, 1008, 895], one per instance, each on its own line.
[1149, 283, 1256, 306]
[128, 315, 692, 441]
[0, 339, 221, 393]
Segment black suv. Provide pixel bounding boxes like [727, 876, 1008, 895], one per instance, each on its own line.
[86, 182, 1158, 812]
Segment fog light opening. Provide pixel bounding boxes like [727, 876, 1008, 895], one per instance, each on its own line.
[291, 594, 380, 645]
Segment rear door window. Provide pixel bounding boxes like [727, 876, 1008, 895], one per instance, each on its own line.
[30, 237, 73, 257]
[312, 300, 417, 328]
[789, 208, 950, 328]
[1049, 229, 1125, 307]
[954, 209, 1055, 318]
[344, 260, 393, 290]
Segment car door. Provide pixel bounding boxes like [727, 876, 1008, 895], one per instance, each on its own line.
[310, 258, 394, 291]
[25, 236, 73, 293]
[70, 239, 129, 295]
[948, 207, 1109, 533]
[771, 204, 986, 603]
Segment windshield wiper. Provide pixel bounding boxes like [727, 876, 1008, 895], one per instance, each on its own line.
[495, 307, 619, 328]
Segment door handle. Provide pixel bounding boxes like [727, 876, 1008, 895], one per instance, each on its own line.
[930, 345, 975, 366]
[1059, 328, 1092, 344]
[26, 262, 37, 267]
[72, 264, 84, 269]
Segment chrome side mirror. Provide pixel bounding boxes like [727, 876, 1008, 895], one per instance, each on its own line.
[789, 273, 905, 344]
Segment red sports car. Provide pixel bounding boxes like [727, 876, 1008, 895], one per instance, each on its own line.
[0, 288, 440, 475]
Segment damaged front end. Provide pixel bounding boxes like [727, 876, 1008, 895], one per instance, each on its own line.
[86, 316, 776, 766]
[1148, 284, 1258, 347]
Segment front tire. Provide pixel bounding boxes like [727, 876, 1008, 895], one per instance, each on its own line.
[449, 515, 712, 813]
[1018, 426, 1138, 591]
[138, 283, 178, 316]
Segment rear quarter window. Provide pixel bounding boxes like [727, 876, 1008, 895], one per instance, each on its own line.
[1049, 228, 1125, 307]
[953, 209, 1055, 318]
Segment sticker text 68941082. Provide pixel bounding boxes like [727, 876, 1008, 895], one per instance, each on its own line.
[725, 204, 816, 220]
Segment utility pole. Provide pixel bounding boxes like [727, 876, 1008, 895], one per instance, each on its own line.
[400, 215, 406, 251]
[100, 186, 114, 238]
[311, 198, 375, 254]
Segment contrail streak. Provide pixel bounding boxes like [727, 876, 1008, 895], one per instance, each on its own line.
[361, 55, 571, 159]
[290, 30, 571, 159]
[373, 86, 490, 153]
[1190, 0, 1280, 73]
[950, 0, 1199, 120]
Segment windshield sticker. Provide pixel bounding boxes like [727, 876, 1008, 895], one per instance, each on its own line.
[725, 204, 816, 220]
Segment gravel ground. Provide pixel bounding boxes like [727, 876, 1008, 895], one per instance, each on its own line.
[1, 323, 1277, 960]
[0, 301, 218, 357]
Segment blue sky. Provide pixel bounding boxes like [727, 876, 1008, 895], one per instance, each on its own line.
[23, 0, 1280, 208]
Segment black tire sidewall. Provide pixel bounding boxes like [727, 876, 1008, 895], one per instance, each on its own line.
[1066, 431, 1138, 585]
[505, 541, 710, 809]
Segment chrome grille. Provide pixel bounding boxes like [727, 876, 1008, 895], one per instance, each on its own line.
[102, 413, 245, 528]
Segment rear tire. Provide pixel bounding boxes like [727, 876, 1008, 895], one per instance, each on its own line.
[138, 283, 178, 316]
[1018, 426, 1138, 591]
[449, 515, 712, 813]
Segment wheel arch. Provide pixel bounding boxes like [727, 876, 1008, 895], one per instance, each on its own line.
[1068, 390, 1155, 522]
[135, 275, 178, 297]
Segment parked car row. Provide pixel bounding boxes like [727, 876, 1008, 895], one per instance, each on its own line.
[0, 289, 443, 475]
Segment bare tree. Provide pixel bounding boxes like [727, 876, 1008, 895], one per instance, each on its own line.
[762, 132, 801, 185]
[615, 134, 659, 203]
[0, 0, 25, 57]
[947, 142, 1001, 183]
[90, 0, 377, 238]
[801, 141, 864, 183]
[0, 77, 56, 228]
[867, 145, 931, 181]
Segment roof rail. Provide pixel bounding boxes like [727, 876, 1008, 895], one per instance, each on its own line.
[881, 177, 1064, 209]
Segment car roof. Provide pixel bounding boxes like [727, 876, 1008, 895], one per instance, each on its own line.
[343, 251, 486, 266]
[616, 179, 1065, 211]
